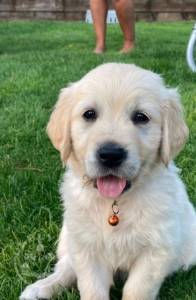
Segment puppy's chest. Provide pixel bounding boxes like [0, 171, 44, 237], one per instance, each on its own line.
[101, 226, 142, 269]
[67, 202, 144, 270]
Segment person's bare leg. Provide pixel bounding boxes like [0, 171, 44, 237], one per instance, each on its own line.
[113, 0, 135, 53]
[90, 0, 108, 54]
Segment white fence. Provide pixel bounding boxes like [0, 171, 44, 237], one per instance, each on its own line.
[85, 9, 118, 24]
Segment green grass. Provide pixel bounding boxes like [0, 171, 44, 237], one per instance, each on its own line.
[0, 20, 195, 300]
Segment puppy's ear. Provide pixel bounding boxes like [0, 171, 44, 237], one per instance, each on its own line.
[161, 89, 189, 165]
[47, 87, 73, 163]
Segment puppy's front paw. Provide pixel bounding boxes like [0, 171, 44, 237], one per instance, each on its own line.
[20, 284, 39, 300]
[19, 282, 52, 300]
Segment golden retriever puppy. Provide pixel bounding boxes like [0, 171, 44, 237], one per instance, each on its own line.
[20, 63, 196, 300]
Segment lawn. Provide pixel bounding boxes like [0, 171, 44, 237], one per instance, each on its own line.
[0, 20, 195, 300]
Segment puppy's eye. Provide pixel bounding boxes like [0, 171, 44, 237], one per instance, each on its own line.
[83, 109, 97, 121]
[132, 111, 150, 125]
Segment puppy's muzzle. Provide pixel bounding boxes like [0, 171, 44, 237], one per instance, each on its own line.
[97, 142, 127, 168]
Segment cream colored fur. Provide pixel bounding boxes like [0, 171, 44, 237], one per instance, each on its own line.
[20, 63, 196, 300]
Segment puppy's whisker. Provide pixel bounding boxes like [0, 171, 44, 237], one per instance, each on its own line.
[82, 175, 94, 188]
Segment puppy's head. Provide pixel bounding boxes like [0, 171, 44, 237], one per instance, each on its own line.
[47, 63, 188, 198]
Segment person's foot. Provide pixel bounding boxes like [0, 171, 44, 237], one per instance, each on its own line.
[94, 47, 105, 54]
[93, 42, 105, 54]
[119, 40, 134, 54]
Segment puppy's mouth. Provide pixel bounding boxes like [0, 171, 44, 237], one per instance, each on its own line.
[94, 175, 131, 198]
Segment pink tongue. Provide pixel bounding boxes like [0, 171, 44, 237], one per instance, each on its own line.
[97, 176, 126, 198]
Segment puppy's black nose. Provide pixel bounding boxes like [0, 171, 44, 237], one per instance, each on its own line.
[97, 142, 127, 168]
